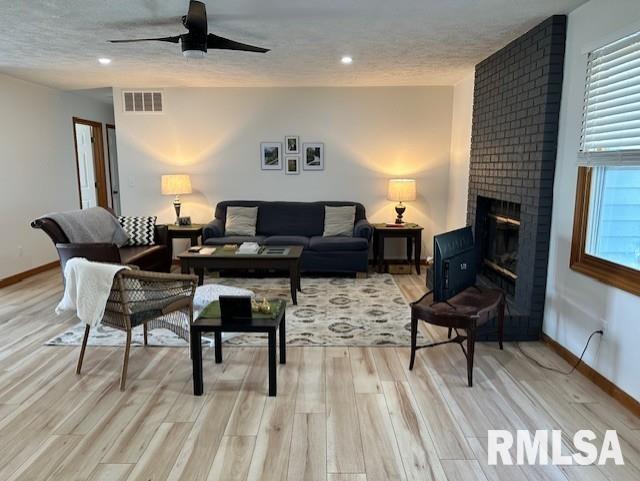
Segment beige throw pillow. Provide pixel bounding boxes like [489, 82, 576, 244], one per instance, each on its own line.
[323, 205, 355, 237]
[225, 207, 258, 236]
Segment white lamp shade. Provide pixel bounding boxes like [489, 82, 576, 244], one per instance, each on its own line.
[161, 174, 192, 195]
[387, 179, 416, 202]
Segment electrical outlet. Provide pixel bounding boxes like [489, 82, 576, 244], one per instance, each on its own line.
[600, 319, 608, 336]
[17, 245, 23, 257]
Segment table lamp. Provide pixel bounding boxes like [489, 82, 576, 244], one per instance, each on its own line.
[387, 178, 416, 224]
[161, 174, 192, 224]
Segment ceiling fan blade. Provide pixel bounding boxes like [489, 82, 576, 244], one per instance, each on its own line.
[207, 33, 269, 53]
[110, 36, 181, 43]
[184, 1, 207, 35]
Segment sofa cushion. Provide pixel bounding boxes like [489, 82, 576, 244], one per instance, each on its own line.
[257, 202, 324, 236]
[308, 236, 368, 252]
[323, 206, 355, 237]
[263, 235, 310, 247]
[204, 236, 266, 246]
[120, 245, 168, 266]
[225, 207, 258, 236]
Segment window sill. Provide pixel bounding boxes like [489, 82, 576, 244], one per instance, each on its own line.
[570, 254, 640, 297]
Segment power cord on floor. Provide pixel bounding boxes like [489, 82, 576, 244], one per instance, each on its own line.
[516, 330, 603, 375]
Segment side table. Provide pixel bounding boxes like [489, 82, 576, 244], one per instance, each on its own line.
[372, 223, 424, 274]
[166, 224, 204, 258]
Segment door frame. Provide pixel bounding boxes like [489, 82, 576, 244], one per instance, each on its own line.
[105, 123, 118, 212]
[72, 117, 108, 208]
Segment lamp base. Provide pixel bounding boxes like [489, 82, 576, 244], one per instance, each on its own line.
[173, 198, 181, 225]
[394, 203, 406, 224]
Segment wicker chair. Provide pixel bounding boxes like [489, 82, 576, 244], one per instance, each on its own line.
[76, 269, 198, 391]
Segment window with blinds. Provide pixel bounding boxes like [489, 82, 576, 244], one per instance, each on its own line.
[580, 30, 640, 164]
[572, 30, 640, 290]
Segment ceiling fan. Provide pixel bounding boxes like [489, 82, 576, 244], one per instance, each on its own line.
[109, 0, 269, 59]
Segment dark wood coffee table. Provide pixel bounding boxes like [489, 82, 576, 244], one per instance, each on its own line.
[178, 245, 303, 304]
[190, 300, 286, 397]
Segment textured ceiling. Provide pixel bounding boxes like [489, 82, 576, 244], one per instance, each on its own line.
[0, 0, 585, 90]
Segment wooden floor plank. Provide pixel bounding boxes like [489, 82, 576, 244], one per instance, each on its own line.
[296, 347, 326, 413]
[165, 374, 247, 481]
[5, 434, 81, 481]
[86, 464, 134, 481]
[328, 475, 368, 481]
[356, 393, 407, 481]
[125, 422, 192, 481]
[350, 347, 382, 394]
[287, 412, 326, 481]
[206, 436, 256, 481]
[246, 398, 296, 481]
[441, 459, 490, 481]
[382, 381, 447, 481]
[224, 348, 268, 436]
[395, 348, 474, 460]
[326, 351, 366, 474]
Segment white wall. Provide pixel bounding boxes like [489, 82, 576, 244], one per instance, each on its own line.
[446, 73, 474, 230]
[544, 0, 640, 401]
[0, 74, 115, 279]
[113, 87, 454, 258]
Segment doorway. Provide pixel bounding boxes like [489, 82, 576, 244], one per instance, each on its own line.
[72, 117, 108, 209]
[106, 124, 121, 215]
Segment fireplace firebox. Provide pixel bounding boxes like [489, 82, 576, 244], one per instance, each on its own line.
[478, 198, 520, 297]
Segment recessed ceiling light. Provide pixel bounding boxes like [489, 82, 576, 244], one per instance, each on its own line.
[98, 58, 112, 65]
[341, 56, 353, 65]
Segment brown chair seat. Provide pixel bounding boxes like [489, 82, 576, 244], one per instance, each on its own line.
[411, 287, 503, 328]
[409, 286, 505, 387]
[120, 245, 169, 267]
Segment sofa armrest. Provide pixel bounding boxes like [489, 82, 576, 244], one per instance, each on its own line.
[154, 224, 169, 246]
[55, 242, 122, 271]
[354, 219, 373, 241]
[203, 219, 225, 240]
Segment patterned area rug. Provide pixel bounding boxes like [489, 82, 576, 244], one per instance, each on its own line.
[46, 274, 412, 347]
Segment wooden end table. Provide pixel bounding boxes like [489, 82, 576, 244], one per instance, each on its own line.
[166, 224, 204, 258]
[178, 245, 303, 304]
[372, 223, 424, 274]
[190, 301, 286, 396]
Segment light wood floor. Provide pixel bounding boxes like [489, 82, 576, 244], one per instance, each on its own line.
[0, 269, 639, 481]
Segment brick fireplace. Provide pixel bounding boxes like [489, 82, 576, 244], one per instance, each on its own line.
[467, 15, 567, 341]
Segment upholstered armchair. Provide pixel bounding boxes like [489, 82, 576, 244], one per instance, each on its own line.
[31, 211, 171, 273]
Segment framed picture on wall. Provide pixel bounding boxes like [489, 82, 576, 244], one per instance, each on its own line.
[302, 143, 324, 171]
[285, 156, 300, 175]
[260, 142, 282, 170]
[285, 135, 299, 154]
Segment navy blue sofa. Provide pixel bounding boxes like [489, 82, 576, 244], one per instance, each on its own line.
[203, 201, 372, 274]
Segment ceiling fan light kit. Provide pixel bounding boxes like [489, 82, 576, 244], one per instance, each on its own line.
[109, 1, 269, 59]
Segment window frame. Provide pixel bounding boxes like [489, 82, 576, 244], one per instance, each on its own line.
[570, 166, 640, 296]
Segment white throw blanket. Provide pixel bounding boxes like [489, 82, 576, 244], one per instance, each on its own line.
[56, 258, 130, 327]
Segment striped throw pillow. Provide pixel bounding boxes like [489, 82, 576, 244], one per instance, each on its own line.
[118, 216, 157, 246]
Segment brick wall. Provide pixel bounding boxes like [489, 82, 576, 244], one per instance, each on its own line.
[467, 15, 567, 341]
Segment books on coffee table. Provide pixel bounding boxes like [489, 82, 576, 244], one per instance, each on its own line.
[236, 242, 261, 255]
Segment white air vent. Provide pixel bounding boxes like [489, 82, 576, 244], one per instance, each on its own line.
[122, 90, 164, 113]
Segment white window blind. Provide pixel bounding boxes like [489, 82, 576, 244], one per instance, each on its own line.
[579, 30, 640, 166]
